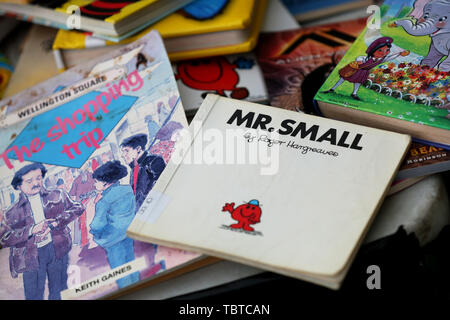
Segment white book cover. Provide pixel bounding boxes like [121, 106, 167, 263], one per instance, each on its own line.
[173, 53, 268, 115]
[127, 95, 411, 289]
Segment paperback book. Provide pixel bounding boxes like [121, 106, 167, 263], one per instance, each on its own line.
[315, 0, 450, 149]
[127, 94, 411, 289]
[0, 31, 213, 300]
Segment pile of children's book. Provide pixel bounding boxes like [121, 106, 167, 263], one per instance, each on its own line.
[0, 0, 448, 300]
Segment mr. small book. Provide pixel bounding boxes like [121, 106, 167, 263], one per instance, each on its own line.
[128, 94, 411, 289]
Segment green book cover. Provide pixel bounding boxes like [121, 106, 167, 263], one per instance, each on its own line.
[315, 0, 450, 141]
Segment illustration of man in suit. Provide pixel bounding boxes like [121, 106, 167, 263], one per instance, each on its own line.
[120, 133, 166, 211]
[0, 163, 84, 300]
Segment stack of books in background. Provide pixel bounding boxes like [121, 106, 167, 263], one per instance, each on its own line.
[1, 0, 272, 115]
[0, 0, 448, 302]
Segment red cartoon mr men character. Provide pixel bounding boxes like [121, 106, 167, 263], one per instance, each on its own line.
[222, 199, 262, 232]
[175, 56, 253, 99]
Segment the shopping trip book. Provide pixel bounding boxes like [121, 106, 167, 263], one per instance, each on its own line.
[0, 0, 193, 40]
[0, 31, 218, 300]
[315, 0, 450, 149]
[127, 94, 411, 289]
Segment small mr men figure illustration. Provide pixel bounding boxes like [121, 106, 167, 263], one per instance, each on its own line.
[0, 163, 84, 300]
[120, 133, 166, 211]
[90, 161, 139, 288]
[175, 56, 252, 99]
[222, 200, 262, 232]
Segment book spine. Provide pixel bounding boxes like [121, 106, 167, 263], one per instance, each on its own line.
[0, 8, 69, 31]
[411, 137, 450, 152]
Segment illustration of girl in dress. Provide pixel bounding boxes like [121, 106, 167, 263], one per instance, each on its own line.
[322, 37, 410, 100]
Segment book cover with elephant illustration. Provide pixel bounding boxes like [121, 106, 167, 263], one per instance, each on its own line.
[315, 0, 450, 149]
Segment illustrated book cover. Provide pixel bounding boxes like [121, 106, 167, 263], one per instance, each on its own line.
[173, 53, 268, 117]
[0, 0, 192, 40]
[314, 0, 450, 149]
[52, 0, 268, 64]
[255, 16, 450, 179]
[127, 94, 411, 289]
[0, 31, 216, 300]
[256, 18, 367, 113]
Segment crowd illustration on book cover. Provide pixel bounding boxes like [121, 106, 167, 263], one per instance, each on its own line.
[0, 32, 199, 300]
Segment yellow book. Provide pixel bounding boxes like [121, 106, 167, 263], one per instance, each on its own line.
[167, 0, 267, 61]
[53, 0, 267, 65]
[153, 0, 257, 38]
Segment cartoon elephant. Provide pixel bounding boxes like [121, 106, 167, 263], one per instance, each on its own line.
[395, 0, 450, 71]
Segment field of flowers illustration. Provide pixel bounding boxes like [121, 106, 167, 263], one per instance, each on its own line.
[317, 13, 450, 131]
